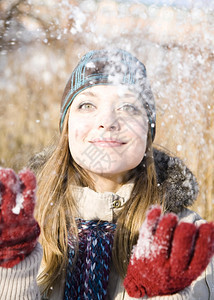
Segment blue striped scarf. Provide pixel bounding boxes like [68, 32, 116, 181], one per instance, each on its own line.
[64, 219, 116, 300]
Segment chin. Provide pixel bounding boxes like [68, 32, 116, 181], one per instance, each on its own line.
[86, 166, 132, 177]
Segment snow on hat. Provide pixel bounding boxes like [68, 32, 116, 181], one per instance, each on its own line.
[60, 49, 156, 141]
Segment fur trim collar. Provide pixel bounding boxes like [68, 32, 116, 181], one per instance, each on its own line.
[154, 148, 199, 213]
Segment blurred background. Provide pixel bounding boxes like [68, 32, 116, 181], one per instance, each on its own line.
[0, 0, 213, 220]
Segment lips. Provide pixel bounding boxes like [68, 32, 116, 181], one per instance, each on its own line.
[89, 139, 127, 147]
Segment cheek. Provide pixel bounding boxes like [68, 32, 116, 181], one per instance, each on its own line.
[69, 116, 90, 141]
[128, 120, 148, 140]
[128, 122, 148, 157]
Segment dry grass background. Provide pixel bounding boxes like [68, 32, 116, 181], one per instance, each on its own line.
[0, 1, 213, 220]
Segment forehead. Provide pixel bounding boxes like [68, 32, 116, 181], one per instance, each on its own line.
[75, 85, 138, 100]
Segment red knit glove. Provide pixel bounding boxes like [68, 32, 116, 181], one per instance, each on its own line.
[0, 168, 40, 268]
[124, 206, 214, 298]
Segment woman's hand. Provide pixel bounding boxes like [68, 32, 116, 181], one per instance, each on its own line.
[124, 206, 214, 298]
[0, 168, 40, 268]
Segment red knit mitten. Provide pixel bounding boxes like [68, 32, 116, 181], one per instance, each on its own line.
[0, 168, 40, 268]
[124, 206, 214, 298]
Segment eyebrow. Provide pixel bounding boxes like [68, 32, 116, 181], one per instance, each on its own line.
[79, 91, 96, 97]
[121, 93, 136, 98]
[79, 91, 136, 98]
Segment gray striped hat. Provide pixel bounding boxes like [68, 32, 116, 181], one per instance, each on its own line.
[60, 49, 156, 141]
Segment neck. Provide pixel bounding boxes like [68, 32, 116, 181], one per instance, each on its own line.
[87, 171, 127, 193]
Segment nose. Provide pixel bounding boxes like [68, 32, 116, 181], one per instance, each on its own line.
[96, 109, 120, 131]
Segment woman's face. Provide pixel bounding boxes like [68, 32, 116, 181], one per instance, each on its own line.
[68, 85, 148, 178]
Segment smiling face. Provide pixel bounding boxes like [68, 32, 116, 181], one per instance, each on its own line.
[68, 85, 149, 179]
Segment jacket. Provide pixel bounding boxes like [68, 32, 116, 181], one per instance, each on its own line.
[0, 148, 213, 300]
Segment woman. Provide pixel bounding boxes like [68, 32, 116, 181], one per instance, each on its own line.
[0, 49, 213, 300]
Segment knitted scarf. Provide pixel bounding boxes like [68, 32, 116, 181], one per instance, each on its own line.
[64, 219, 116, 300]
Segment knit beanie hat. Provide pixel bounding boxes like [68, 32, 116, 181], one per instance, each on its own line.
[60, 49, 156, 141]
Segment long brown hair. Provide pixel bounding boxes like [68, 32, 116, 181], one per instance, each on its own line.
[112, 129, 159, 277]
[35, 109, 160, 294]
